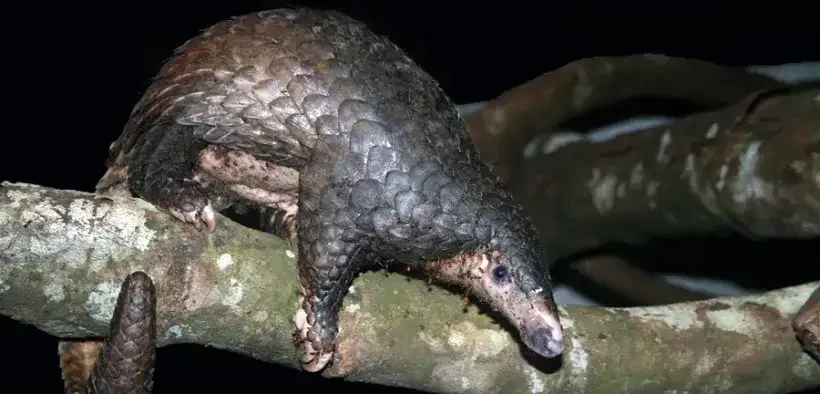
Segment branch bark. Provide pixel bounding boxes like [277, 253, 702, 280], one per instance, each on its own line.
[1, 182, 819, 393]
[463, 55, 786, 184]
[509, 87, 820, 260]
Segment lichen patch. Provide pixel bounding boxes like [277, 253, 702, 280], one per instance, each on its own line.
[755, 283, 809, 315]
[567, 330, 589, 391]
[730, 141, 774, 207]
[646, 181, 660, 197]
[418, 331, 447, 354]
[22, 196, 157, 273]
[432, 359, 497, 394]
[345, 303, 361, 314]
[44, 281, 66, 303]
[656, 130, 672, 163]
[692, 352, 719, 383]
[20, 197, 65, 225]
[626, 305, 700, 330]
[6, 188, 39, 209]
[705, 307, 759, 335]
[447, 328, 467, 350]
[541, 132, 583, 155]
[473, 329, 509, 358]
[793, 351, 818, 380]
[587, 169, 619, 213]
[630, 162, 645, 187]
[168, 325, 185, 339]
[557, 305, 575, 330]
[443, 320, 510, 358]
[220, 278, 244, 312]
[252, 311, 268, 322]
[523, 139, 539, 159]
[487, 107, 506, 136]
[522, 364, 546, 393]
[85, 281, 122, 323]
[216, 253, 233, 270]
[706, 123, 719, 139]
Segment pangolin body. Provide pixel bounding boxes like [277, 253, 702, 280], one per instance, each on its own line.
[96, 8, 564, 372]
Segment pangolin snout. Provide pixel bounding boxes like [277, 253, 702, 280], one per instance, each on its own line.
[520, 299, 564, 358]
[527, 326, 564, 358]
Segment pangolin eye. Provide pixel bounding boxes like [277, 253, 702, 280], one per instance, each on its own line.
[491, 264, 510, 283]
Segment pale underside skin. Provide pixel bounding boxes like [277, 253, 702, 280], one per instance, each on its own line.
[195, 145, 301, 238]
[98, 144, 302, 239]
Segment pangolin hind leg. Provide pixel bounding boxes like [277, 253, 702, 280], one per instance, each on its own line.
[259, 205, 298, 240]
[127, 124, 217, 231]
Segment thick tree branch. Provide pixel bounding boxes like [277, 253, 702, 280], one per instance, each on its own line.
[794, 285, 820, 362]
[463, 55, 786, 184]
[1, 182, 819, 393]
[509, 87, 820, 259]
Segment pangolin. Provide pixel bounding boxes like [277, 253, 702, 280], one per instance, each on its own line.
[96, 7, 564, 372]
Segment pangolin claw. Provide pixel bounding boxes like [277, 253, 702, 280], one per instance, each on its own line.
[161, 180, 217, 232]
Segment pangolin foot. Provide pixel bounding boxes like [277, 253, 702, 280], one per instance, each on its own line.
[293, 301, 334, 372]
[159, 179, 217, 232]
[297, 339, 334, 373]
[261, 206, 298, 240]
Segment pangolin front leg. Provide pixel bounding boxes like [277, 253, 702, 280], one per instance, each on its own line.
[127, 124, 217, 232]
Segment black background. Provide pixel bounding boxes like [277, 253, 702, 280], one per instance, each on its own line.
[1, 1, 819, 392]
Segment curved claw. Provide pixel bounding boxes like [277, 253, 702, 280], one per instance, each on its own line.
[201, 205, 217, 232]
[293, 298, 335, 372]
[168, 202, 217, 232]
[298, 342, 334, 372]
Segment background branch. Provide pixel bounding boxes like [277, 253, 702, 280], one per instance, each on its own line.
[507, 87, 820, 260]
[463, 55, 786, 184]
[1, 182, 819, 393]
[567, 255, 714, 305]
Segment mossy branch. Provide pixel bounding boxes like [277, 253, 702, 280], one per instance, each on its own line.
[463, 54, 786, 184]
[1, 182, 819, 393]
[509, 87, 820, 260]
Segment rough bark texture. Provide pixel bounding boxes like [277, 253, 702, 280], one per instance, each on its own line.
[1, 182, 819, 393]
[463, 55, 786, 184]
[794, 285, 820, 362]
[509, 87, 820, 260]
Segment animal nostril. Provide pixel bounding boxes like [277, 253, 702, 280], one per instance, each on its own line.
[532, 327, 550, 349]
[531, 327, 563, 357]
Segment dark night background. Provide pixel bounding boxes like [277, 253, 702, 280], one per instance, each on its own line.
[1, 1, 820, 392]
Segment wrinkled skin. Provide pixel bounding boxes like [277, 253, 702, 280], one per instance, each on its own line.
[96, 8, 563, 372]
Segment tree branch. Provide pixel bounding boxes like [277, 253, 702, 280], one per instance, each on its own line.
[463, 55, 786, 184]
[568, 255, 714, 305]
[1, 182, 819, 393]
[508, 87, 820, 259]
